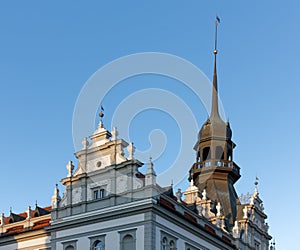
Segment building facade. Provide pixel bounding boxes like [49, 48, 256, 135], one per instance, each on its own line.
[0, 25, 273, 250]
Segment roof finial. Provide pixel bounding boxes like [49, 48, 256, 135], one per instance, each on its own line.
[254, 176, 259, 186]
[190, 166, 195, 187]
[211, 16, 221, 119]
[52, 183, 61, 209]
[99, 104, 104, 128]
[253, 176, 259, 197]
[270, 238, 276, 250]
[145, 156, 156, 186]
[148, 156, 153, 169]
[66, 160, 74, 177]
[127, 141, 135, 160]
[146, 156, 156, 175]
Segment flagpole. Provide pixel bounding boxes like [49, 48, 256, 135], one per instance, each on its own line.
[214, 19, 218, 51]
[214, 16, 220, 52]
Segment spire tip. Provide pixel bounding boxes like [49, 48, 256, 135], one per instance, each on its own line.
[99, 104, 104, 119]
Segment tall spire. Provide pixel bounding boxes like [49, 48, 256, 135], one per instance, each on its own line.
[191, 17, 241, 228]
[211, 16, 221, 119]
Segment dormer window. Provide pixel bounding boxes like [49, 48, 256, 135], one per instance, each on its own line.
[94, 190, 99, 200]
[93, 188, 106, 200]
[99, 189, 105, 198]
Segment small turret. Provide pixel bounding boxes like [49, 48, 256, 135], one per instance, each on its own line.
[66, 161, 74, 178]
[145, 157, 156, 186]
[51, 184, 61, 209]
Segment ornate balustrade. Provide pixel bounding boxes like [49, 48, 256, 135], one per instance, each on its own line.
[192, 160, 240, 175]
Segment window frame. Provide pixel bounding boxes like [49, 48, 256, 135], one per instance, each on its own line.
[62, 240, 77, 250]
[119, 228, 137, 250]
[169, 240, 175, 250]
[161, 237, 167, 250]
[185, 242, 209, 250]
[160, 231, 177, 250]
[254, 239, 261, 250]
[92, 186, 107, 200]
[89, 234, 106, 250]
[99, 188, 106, 198]
[94, 190, 99, 200]
[94, 240, 104, 250]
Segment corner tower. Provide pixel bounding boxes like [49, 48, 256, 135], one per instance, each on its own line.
[190, 18, 241, 228]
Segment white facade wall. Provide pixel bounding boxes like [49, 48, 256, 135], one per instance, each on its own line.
[55, 228, 144, 250]
[53, 213, 145, 250]
[0, 234, 50, 250]
[156, 215, 223, 250]
[0, 242, 17, 250]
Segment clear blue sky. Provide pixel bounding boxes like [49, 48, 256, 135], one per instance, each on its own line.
[0, 1, 299, 248]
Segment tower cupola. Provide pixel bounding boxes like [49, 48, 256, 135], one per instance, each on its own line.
[190, 17, 240, 229]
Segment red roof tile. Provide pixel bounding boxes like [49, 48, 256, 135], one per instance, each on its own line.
[159, 197, 175, 211]
[32, 219, 51, 230]
[5, 225, 24, 235]
[184, 212, 197, 223]
[204, 224, 216, 235]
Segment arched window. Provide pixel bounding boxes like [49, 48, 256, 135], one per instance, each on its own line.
[228, 149, 232, 161]
[202, 147, 211, 161]
[215, 146, 224, 160]
[94, 240, 103, 250]
[161, 237, 167, 250]
[169, 240, 175, 250]
[196, 150, 200, 163]
[89, 235, 105, 250]
[65, 246, 74, 250]
[122, 234, 134, 250]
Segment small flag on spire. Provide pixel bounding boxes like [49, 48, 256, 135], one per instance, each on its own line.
[99, 104, 104, 119]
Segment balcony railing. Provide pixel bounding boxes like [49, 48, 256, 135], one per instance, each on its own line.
[193, 160, 240, 175]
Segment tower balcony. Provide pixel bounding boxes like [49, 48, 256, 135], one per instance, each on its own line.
[191, 159, 240, 177]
